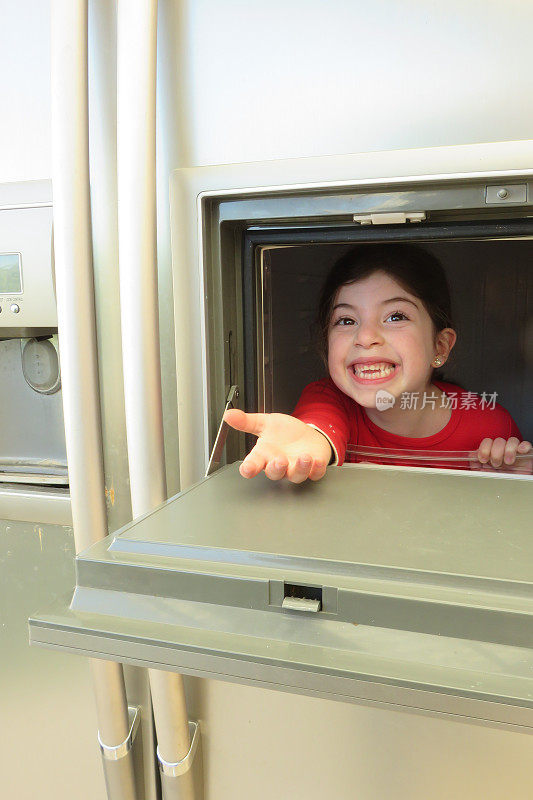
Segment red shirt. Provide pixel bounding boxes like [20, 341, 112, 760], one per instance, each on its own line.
[293, 378, 523, 467]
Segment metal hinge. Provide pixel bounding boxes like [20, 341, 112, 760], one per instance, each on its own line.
[353, 212, 426, 225]
[205, 385, 239, 477]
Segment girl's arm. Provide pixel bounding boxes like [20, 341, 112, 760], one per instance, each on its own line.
[224, 409, 333, 482]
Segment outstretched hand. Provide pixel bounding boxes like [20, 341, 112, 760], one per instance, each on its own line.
[224, 409, 332, 482]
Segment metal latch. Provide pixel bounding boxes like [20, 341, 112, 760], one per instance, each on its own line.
[282, 596, 321, 613]
[353, 212, 426, 225]
[205, 384, 239, 477]
[282, 583, 322, 613]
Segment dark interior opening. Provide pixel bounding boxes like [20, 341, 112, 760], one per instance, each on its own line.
[242, 220, 533, 446]
[284, 582, 323, 604]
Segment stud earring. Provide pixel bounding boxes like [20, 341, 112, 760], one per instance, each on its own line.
[433, 356, 442, 367]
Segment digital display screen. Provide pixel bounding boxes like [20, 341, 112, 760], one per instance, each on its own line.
[0, 253, 22, 293]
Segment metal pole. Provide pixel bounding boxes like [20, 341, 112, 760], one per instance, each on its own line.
[117, 2, 200, 797]
[51, 2, 137, 797]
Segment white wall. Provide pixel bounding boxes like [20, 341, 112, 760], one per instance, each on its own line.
[0, 0, 51, 182]
[176, 0, 533, 165]
[3, 0, 533, 183]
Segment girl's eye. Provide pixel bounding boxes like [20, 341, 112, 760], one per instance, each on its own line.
[333, 317, 355, 326]
[386, 310, 409, 322]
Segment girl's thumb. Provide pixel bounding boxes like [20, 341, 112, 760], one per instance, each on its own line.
[224, 409, 266, 436]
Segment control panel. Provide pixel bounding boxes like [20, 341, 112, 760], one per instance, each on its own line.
[0, 199, 56, 333]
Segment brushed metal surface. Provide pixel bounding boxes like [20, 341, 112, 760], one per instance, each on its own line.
[0, 518, 105, 799]
[111, 463, 533, 587]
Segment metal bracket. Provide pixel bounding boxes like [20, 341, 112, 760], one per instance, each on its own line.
[157, 721, 200, 778]
[353, 212, 426, 225]
[205, 385, 239, 477]
[485, 184, 528, 204]
[98, 705, 141, 762]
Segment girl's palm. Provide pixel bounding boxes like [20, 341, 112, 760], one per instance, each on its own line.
[224, 409, 332, 482]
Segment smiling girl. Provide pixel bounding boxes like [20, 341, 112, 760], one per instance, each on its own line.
[225, 244, 532, 482]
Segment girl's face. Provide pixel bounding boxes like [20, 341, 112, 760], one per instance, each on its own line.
[327, 271, 442, 408]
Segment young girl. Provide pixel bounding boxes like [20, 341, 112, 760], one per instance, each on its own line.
[225, 244, 532, 482]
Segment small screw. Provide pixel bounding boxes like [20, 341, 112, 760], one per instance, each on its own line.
[497, 188, 509, 199]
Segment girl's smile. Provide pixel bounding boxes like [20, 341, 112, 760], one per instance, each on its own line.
[349, 358, 399, 385]
[327, 272, 455, 425]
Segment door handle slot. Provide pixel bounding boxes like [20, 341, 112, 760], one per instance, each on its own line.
[282, 583, 322, 613]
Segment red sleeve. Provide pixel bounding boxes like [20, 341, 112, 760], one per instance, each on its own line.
[469, 403, 523, 445]
[508, 416, 524, 441]
[292, 379, 352, 465]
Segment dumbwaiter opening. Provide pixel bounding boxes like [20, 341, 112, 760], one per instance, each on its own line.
[220, 235, 532, 478]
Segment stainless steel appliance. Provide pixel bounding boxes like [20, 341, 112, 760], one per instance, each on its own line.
[0, 180, 68, 522]
[31, 147, 533, 746]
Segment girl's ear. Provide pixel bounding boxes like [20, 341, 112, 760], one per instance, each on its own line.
[435, 328, 457, 365]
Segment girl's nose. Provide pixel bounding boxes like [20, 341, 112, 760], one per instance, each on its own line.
[354, 319, 384, 347]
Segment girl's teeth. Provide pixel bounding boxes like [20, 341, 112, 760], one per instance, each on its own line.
[353, 363, 395, 379]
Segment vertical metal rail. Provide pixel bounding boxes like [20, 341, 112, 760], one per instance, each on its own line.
[51, 2, 138, 798]
[117, 1, 200, 798]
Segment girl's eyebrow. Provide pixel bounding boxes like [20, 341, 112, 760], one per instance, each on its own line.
[333, 297, 418, 311]
[381, 296, 419, 308]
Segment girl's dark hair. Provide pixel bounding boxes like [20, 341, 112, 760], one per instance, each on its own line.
[315, 243, 455, 366]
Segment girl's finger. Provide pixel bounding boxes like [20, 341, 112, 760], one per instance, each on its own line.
[239, 456, 265, 479]
[264, 457, 288, 481]
[286, 454, 313, 484]
[489, 437, 506, 468]
[477, 438, 493, 464]
[239, 443, 271, 478]
[309, 459, 327, 482]
[224, 409, 267, 437]
[239, 440, 282, 479]
[518, 440, 533, 453]
[514, 441, 533, 475]
[503, 437, 520, 465]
